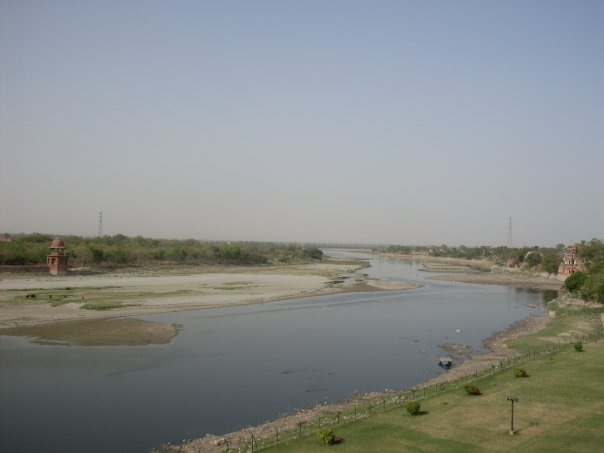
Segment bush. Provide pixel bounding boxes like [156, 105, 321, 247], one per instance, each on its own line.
[574, 341, 584, 352]
[580, 272, 604, 303]
[406, 401, 421, 416]
[302, 247, 323, 260]
[316, 428, 334, 445]
[316, 428, 341, 445]
[513, 367, 529, 378]
[564, 271, 588, 293]
[463, 385, 481, 395]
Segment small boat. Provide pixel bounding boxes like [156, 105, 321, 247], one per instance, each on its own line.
[439, 356, 453, 369]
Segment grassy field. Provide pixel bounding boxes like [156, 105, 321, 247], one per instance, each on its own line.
[505, 303, 603, 354]
[252, 304, 604, 453]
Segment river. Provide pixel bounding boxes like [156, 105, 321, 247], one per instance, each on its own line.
[0, 252, 550, 452]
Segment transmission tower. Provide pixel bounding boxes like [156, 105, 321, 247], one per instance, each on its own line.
[507, 216, 513, 247]
[98, 211, 103, 237]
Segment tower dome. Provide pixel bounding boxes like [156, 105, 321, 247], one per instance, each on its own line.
[50, 238, 65, 249]
[47, 238, 69, 275]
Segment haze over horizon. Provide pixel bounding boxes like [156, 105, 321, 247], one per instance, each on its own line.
[1, 1, 603, 247]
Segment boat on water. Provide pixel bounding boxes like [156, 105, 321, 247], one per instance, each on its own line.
[438, 356, 453, 369]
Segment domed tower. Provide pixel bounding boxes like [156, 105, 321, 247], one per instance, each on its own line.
[558, 244, 587, 275]
[47, 238, 69, 275]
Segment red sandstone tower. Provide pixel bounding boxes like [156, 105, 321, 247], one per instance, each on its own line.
[558, 244, 587, 275]
[47, 238, 69, 275]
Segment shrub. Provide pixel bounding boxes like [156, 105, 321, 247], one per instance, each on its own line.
[564, 271, 587, 293]
[513, 367, 529, 378]
[406, 401, 421, 416]
[463, 384, 481, 395]
[316, 428, 341, 445]
[316, 428, 334, 445]
[574, 341, 584, 352]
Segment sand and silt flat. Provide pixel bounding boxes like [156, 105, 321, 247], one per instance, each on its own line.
[2, 317, 178, 346]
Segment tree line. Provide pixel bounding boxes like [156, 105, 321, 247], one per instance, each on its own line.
[378, 243, 563, 274]
[0, 233, 323, 267]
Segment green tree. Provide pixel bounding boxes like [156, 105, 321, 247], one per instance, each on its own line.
[302, 247, 323, 260]
[564, 271, 588, 293]
[580, 273, 604, 303]
[542, 252, 559, 274]
[89, 246, 106, 264]
[526, 252, 542, 268]
[72, 244, 93, 267]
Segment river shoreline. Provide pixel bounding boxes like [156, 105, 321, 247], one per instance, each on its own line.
[1, 256, 562, 451]
[429, 272, 562, 291]
[0, 254, 560, 331]
[0, 260, 420, 344]
[159, 273, 559, 452]
[377, 252, 563, 291]
[163, 311, 554, 453]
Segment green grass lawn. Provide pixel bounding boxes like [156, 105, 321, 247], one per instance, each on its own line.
[506, 306, 603, 354]
[263, 335, 604, 452]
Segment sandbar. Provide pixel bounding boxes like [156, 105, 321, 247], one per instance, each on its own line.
[2, 317, 179, 346]
[0, 260, 418, 340]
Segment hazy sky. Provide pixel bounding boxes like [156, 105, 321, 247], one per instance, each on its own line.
[1, 1, 603, 246]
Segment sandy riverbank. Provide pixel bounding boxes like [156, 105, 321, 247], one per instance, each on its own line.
[0, 260, 418, 344]
[430, 272, 562, 291]
[378, 252, 563, 291]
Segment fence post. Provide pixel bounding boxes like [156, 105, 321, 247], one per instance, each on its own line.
[337, 411, 341, 424]
[275, 427, 279, 444]
[368, 403, 372, 416]
[382, 397, 386, 411]
[298, 421, 303, 438]
[354, 406, 357, 422]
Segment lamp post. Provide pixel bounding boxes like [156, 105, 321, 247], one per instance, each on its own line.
[507, 396, 519, 435]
